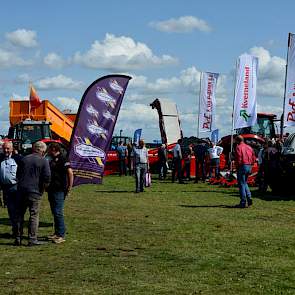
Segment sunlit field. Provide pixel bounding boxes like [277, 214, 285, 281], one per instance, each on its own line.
[0, 175, 294, 294]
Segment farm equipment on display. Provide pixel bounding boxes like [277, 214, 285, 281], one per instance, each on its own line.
[7, 100, 131, 174]
[8, 100, 74, 154]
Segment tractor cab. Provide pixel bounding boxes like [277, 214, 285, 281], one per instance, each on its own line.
[8, 119, 52, 154]
[237, 113, 277, 139]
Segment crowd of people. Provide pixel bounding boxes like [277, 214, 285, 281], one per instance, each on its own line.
[0, 134, 287, 246]
[0, 141, 73, 246]
[118, 135, 286, 208]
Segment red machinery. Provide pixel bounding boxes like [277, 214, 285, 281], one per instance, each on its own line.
[219, 113, 279, 167]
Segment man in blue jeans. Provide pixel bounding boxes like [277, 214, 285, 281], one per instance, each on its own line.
[47, 143, 73, 244]
[235, 136, 256, 208]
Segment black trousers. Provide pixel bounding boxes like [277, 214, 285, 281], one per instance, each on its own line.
[172, 158, 182, 183]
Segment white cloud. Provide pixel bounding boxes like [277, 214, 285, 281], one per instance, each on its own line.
[11, 93, 28, 100]
[35, 75, 84, 90]
[122, 68, 229, 139]
[119, 103, 158, 123]
[130, 74, 181, 94]
[179, 67, 201, 90]
[0, 48, 32, 68]
[125, 93, 149, 102]
[249, 46, 285, 98]
[129, 67, 227, 99]
[115, 102, 160, 140]
[44, 53, 67, 69]
[6, 29, 38, 48]
[0, 103, 9, 135]
[73, 33, 178, 70]
[257, 104, 282, 116]
[15, 73, 31, 83]
[149, 16, 212, 33]
[54, 97, 80, 112]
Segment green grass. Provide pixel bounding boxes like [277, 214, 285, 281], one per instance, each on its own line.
[0, 176, 294, 294]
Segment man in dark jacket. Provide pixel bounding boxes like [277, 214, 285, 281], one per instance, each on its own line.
[18, 141, 51, 246]
[158, 144, 168, 180]
[193, 142, 208, 182]
[117, 141, 127, 176]
[0, 141, 22, 245]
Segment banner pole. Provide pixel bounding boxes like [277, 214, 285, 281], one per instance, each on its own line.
[28, 82, 32, 118]
[197, 72, 202, 138]
[230, 60, 238, 170]
[281, 33, 291, 138]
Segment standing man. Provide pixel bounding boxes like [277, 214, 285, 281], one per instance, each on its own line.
[47, 143, 73, 244]
[18, 141, 51, 246]
[193, 142, 208, 183]
[117, 141, 127, 176]
[235, 135, 256, 208]
[172, 139, 184, 184]
[158, 144, 168, 180]
[133, 139, 149, 193]
[0, 141, 22, 245]
[127, 142, 133, 175]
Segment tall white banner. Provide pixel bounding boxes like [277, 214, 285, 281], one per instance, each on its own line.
[233, 54, 258, 129]
[284, 33, 295, 127]
[198, 72, 219, 133]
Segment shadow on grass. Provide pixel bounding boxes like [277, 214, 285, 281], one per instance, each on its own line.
[251, 190, 295, 201]
[150, 189, 226, 193]
[179, 204, 244, 209]
[95, 190, 132, 193]
[0, 218, 52, 228]
[227, 190, 295, 201]
[0, 218, 11, 226]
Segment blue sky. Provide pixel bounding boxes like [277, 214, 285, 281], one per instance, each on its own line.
[0, 0, 294, 141]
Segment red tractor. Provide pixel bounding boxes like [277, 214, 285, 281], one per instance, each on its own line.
[219, 113, 279, 165]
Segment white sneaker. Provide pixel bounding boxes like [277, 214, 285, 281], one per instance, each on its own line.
[47, 234, 58, 240]
[53, 237, 66, 244]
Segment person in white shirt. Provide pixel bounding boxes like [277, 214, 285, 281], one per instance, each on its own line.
[172, 139, 184, 183]
[208, 142, 223, 178]
[133, 140, 149, 193]
[0, 141, 22, 245]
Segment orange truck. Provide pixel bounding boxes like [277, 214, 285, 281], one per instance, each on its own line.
[8, 100, 75, 153]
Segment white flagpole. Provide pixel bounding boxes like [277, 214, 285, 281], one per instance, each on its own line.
[281, 33, 291, 137]
[197, 72, 203, 138]
[230, 60, 238, 168]
[28, 82, 32, 118]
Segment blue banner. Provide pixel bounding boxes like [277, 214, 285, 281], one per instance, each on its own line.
[211, 129, 219, 143]
[69, 75, 131, 186]
[133, 128, 142, 146]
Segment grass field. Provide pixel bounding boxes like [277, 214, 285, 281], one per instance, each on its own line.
[0, 175, 294, 294]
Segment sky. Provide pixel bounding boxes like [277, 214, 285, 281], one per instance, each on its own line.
[0, 0, 294, 142]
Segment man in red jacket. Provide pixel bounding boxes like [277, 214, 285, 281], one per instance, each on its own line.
[235, 135, 256, 208]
